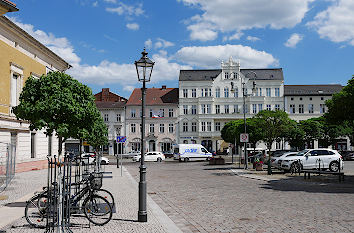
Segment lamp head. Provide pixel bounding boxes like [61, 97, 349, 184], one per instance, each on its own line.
[135, 48, 155, 82]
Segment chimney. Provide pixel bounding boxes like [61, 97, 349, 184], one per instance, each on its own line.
[102, 88, 110, 101]
[161, 85, 166, 89]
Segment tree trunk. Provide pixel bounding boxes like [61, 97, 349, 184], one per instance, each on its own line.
[58, 136, 63, 157]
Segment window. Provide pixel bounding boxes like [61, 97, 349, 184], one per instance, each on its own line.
[169, 123, 174, 133]
[207, 104, 211, 114]
[266, 104, 271, 111]
[258, 88, 262, 96]
[215, 105, 220, 114]
[159, 124, 164, 133]
[207, 122, 212, 131]
[309, 97, 312, 101]
[290, 104, 295, 114]
[116, 127, 121, 136]
[10, 64, 23, 109]
[215, 88, 220, 98]
[275, 88, 280, 97]
[202, 88, 211, 97]
[201, 122, 206, 131]
[275, 104, 280, 111]
[224, 105, 229, 114]
[299, 104, 304, 114]
[131, 109, 136, 118]
[169, 109, 174, 117]
[233, 72, 237, 79]
[202, 104, 206, 114]
[215, 122, 221, 131]
[191, 105, 197, 115]
[183, 89, 188, 98]
[258, 104, 263, 112]
[233, 104, 239, 113]
[191, 89, 196, 98]
[224, 87, 229, 98]
[321, 97, 324, 100]
[320, 104, 326, 113]
[183, 105, 188, 115]
[300, 97, 303, 101]
[149, 124, 155, 133]
[149, 109, 153, 118]
[252, 104, 257, 114]
[233, 88, 238, 97]
[160, 109, 165, 117]
[225, 72, 229, 79]
[131, 124, 136, 133]
[191, 122, 197, 132]
[291, 97, 294, 101]
[116, 114, 121, 122]
[104, 114, 109, 122]
[266, 88, 271, 97]
[183, 122, 188, 132]
[308, 104, 314, 113]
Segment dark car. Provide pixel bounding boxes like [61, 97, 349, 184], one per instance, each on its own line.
[341, 151, 354, 161]
[163, 151, 174, 158]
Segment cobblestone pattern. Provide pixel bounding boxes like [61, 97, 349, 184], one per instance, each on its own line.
[125, 161, 354, 233]
[1, 166, 168, 233]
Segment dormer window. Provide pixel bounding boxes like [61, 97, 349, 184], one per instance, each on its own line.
[225, 72, 229, 79]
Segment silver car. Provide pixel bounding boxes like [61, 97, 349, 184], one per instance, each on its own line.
[270, 152, 298, 169]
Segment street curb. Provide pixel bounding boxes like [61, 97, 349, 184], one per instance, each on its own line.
[122, 166, 183, 233]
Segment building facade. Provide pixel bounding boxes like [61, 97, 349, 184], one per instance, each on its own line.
[125, 86, 178, 153]
[178, 57, 284, 152]
[94, 88, 127, 156]
[0, 15, 70, 171]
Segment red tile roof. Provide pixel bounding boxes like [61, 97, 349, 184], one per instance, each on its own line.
[94, 88, 127, 108]
[126, 86, 178, 106]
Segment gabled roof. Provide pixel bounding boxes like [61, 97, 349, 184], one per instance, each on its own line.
[179, 68, 283, 81]
[94, 88, 127, 109]
[284, 85, 343, 96]
[126, 86, 178, 106]
[0, 0, 18, 13]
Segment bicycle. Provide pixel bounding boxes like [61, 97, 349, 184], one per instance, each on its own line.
[25, 172, 113, 228]
[290, 159, 302, 175]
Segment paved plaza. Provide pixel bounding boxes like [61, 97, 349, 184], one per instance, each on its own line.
[0, 160, 353, 232]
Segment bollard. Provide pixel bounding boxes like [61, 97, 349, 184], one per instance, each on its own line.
[116, 155, 119, 168]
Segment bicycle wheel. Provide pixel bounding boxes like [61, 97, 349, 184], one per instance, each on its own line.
[94, 189, 115, 206]
[25, 195, 48, 228]
[83, 195, 112, 226]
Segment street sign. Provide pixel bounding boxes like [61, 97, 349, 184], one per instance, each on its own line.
[116, 136, 127, 143]
[240, 133, 249, 143]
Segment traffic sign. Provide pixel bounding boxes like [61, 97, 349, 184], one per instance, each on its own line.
[240, 133, 249, 143]
[116, 136, 127, 143]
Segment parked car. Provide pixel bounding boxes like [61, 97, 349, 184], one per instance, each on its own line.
[122, 151, 141, 158]
[270, 151, 298, 169]
[163, 151, 174, 158]
[340, 151, 354, 161]
[80, 153, 109, 165]
[279, 149, 343, 172]
[132, 151, 165, 162]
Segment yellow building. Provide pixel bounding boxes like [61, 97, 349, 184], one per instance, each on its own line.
[0, 8, 70, 171]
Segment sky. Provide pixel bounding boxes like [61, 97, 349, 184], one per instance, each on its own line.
[7, 0, 354, 98]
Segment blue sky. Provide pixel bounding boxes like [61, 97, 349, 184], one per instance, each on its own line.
[8, 0, 354, 98]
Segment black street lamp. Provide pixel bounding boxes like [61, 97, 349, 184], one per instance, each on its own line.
[231, 71, 256, 169]
[135, 48, 154, 222]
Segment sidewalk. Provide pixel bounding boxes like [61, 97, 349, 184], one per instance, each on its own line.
[0, 165, 182, 233]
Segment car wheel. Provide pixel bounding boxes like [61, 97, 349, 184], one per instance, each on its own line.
[329, 161, 339, 172]
[100, 161, 107, 165]
[184, 157, 189, 162]
[157, 157, 162, 162]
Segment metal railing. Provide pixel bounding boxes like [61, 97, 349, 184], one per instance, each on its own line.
[0, 142, 16, 192]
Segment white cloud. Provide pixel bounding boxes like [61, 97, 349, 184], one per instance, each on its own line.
[126, 23, 139, 30]
[106, 2, 144, 17]
[9, 17, 81, 64]
[123, 85, 136, 92]
[174, 44, 278, 68]
[154, 38, 174, 49]
[92, 1, 98, 7]
[307, 0, 354, 46]
[144, 39, 153, 49]
[284, 33, 303, 48]
[246, 36, 260, 42]
[223, 32, 244, 41]
[179, 0, 314, 41]
[103, 0, 117, 3]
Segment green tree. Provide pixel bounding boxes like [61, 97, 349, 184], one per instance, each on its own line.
[13, 71, 107, 156]
[325, 77, 354, 145]
[221, 119, 243, 144]
[254, 110, 292, 174]
[310, 116, 345, 148]
[299, 118, 323, 148]
[283, 120, 305, 150]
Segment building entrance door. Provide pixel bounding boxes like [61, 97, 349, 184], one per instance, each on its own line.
[149, 140, 156, 151]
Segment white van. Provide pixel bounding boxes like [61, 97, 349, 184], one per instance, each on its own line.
[173, 144, 213, 162]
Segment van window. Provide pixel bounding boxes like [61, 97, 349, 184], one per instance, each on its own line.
[201, 148, 208, 153]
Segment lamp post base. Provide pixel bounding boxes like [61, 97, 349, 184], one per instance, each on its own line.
[138, 212, 147, 222]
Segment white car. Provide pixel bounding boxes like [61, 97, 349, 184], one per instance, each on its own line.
[80, 153, 109, 165]
[122, 151, 141, 158]
[270, 152, 298, 169]
[132, 151, 165, 162]
[279, 149, 343, 172]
